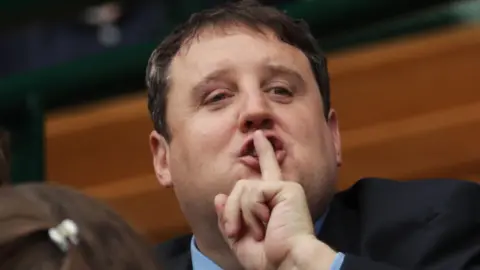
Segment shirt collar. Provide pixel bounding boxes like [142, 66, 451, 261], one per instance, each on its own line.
[190, 236, 223, 270]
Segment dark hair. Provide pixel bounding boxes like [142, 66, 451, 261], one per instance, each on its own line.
[146, 0, 331, 142]
[0, 183, 160, 270]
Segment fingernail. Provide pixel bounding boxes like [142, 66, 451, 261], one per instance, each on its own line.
[226, 222, 236, 237]
[225, 222, 232, 235]
[254, 130, 263, 138]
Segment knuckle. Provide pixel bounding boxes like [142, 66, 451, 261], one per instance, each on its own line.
[232, 180, 248, 194]
[236, 179, 250, 188]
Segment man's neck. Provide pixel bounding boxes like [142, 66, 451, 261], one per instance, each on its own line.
[195, 234, 243, 270]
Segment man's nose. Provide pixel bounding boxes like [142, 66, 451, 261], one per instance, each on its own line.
[238, 94, 274, 133]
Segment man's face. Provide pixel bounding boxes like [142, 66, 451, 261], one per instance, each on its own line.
[150, 26, 341, 234]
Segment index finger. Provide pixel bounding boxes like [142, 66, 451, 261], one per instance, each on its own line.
[253, 130, 282, 181]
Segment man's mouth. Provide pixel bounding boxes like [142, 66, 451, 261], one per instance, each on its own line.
[240, 135, 283, 157]
[238, 133, 286, 169]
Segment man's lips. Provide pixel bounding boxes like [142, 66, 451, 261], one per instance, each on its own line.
[238, 150, 287, 171]
[237, 131, 286, 171]
[239, 131, 284, 157]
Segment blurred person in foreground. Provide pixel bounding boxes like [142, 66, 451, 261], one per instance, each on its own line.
[0, 185, 160, 269]
[146, 1, 480, 270]
[0, 128, 161, 269]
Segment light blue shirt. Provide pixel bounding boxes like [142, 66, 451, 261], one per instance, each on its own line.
[191, 211, 345, 270]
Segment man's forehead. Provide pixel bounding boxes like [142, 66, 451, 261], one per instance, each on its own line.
[170, 25, 306, 77]
[176, 24, 275, 56]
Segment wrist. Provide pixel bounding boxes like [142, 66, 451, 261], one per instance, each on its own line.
[280, 235, 337, 270]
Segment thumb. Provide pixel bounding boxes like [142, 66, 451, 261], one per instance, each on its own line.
[215, 194, 240, 250]
[214, 193, 227, 216]
[214, 194, 230, 238]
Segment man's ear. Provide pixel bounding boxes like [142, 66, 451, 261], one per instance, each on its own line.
[327, 109, 342, 166]
[149, 131, 172, 187]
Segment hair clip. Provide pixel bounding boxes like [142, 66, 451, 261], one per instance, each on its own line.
[48, 219, 79, 252]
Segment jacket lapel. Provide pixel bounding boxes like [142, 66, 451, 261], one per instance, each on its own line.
[317, 190, 361, 254]
[155, 234, 193, 270]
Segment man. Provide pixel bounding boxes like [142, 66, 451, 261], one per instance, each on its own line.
[146, 1, 480, 269]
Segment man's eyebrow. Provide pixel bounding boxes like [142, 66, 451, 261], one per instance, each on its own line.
[191, 69, 231, 94]
[264, 64, 305, 85]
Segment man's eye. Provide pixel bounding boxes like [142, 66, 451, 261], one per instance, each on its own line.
[270, 87, 293, 96]
[205, 91, 230, 104]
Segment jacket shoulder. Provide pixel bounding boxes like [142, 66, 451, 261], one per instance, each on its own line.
[345, 177, 479, 203]
[155, 234, 192, 268]
[335, 178, 480, 222]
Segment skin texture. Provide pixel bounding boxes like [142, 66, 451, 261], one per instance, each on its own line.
[150, 26, 342, 269]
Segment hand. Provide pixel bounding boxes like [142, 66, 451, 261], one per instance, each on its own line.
[214, 130, 335, 270]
